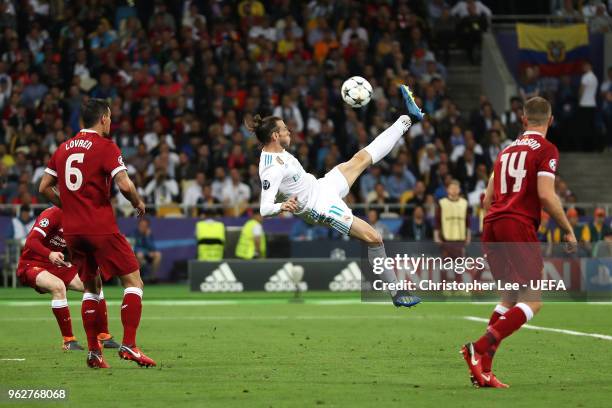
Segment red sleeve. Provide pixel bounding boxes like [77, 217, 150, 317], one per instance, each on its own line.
[45, 149, 59, 178]
[25, 210, 61, 259]
[102, 142, 127, 178]
[24, 232, 52, 259]
[30, 208, 60, 241]
[537, 143, 559, 178]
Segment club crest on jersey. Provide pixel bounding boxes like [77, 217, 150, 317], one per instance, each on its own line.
[262, 180, 270, 190]
[39, 218, 49, 228]
[549, 159, 557, 172]
[276, 157, 284, 165]
[118, 156, 124, 166]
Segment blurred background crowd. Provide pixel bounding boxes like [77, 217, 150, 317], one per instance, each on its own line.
[0, 0, 609, 224]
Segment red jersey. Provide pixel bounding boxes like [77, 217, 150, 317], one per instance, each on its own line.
[19, 206, 65, 268]
[484, 131, 559, 229]
[45, 129, 127, 235]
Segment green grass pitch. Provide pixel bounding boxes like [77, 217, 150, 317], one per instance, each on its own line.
[1, 286, 611, 408]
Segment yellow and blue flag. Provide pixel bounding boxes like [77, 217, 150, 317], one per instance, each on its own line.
[517, 23, 589, 76]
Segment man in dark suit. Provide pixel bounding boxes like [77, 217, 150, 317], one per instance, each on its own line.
[399, 205, 433, 241]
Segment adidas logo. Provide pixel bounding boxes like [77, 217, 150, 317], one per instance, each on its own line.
[329, 262, 361, 291]
[265, 263, 307, 292]
[200, 263, 244, 292]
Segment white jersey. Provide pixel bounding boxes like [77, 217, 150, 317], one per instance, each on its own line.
[258, 149, 354, 235]
[258, 150, 318, 217]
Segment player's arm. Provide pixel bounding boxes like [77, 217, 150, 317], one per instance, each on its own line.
[26, 218, 69, 266]
[259, 166, 297, 217]
[114, 170, 145, 216]
[537, 176, 576, 246]
[39, 173, 62, 208]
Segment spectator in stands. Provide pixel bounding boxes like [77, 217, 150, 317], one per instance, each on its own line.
[6, 204, 34, 242]
[367, 209, 393, 241]
[359, 165, 382, 202]
[399, 205, 433, 241]
[133, 218, 162, 283]
[588, 3, 612, 32]
[501, 96, 524, 140]
[556, 0, 584, 22]
[406, 180, 428, 209]
[583, 207, 608, 254]
[593, 222, 612, 258]
[519, 67, 541, 101]
[450, 0, 492, 18]
[183, 172, 206, 209]
[578, 61, 600, 151]
[195, 184, 221, 217]
[386, 162, 416, 200]
[453, 0, 490, 64]
[144, 170, 179, 206]
[222, 168, 251, 216]
[366, 182, 390, 206]
[21, 72, 48, 109]
[602, 67, 612, 148]
[211, 167, 230, 202]
[431, 7, 455, 66]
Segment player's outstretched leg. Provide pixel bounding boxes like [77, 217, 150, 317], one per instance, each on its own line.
[117, 271, 156, 367]
[96, 289, 120, 349]
[477, 298, 515, 388]
[81, 287, 110, 368]
[349, 217, 421, 308]
[463, 292, 540, 387]
[336, 115, 412, 189]
[34, 271, 84, 351]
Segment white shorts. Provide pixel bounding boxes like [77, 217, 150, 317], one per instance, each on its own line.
[301, 167, 354, 235]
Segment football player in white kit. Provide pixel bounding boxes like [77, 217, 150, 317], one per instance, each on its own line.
[253, 85, 424, 307]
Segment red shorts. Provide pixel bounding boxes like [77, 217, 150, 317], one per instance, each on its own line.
[482, 218, 543, 284]
[17, 262, 78, 294]
[65, 233, 139, 282]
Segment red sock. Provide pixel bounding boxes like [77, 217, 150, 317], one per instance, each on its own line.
[121, 287, 143, 347]
[481, 305, 508, 372]
[474, 303, 532, 355]
[51, 299, 73, 338]
[97, 293, 109, 335]
[81, 294, 101, 351]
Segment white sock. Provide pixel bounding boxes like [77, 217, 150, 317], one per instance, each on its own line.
[494, 304, 509, 315]
[51, 299, 68, 308]
[82, 292, 99, 302]
[364, 115, 411, 164]
[515, 303, 534, 322]
[124, 287, 143, 298]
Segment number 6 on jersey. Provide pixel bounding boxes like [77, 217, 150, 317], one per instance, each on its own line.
[65, 153, 85, 191]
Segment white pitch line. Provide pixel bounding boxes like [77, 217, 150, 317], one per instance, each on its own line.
[464, 316, 612, 341]
[0, 358, 25, 361]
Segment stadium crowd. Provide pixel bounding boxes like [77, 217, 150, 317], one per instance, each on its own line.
[0, 0, 595, 229]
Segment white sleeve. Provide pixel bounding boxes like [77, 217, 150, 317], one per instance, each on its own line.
[259, 165, 284, 217]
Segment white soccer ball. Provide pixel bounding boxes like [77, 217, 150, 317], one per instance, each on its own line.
[341, 76, 373, 108]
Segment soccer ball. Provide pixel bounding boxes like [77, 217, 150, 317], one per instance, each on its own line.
[341, 76, 373, 108]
